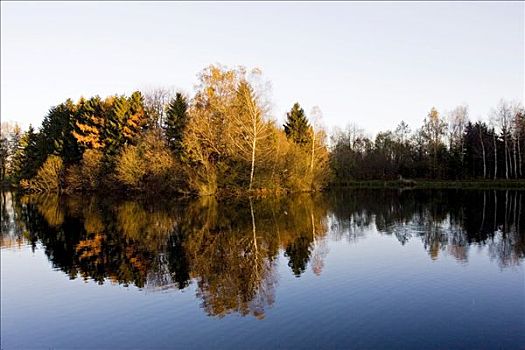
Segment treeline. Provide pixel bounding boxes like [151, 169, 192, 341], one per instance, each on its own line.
[1, 64, 524, 193]
[330, 102, 525, 181]
[0, 65, 328, 195]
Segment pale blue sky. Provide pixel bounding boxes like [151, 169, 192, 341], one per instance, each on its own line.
[1, 1, 523, 135]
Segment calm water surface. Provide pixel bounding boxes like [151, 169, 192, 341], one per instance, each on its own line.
[1, 189, 524, 349]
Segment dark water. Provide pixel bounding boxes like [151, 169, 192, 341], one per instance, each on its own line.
[1, 189, 524, 349]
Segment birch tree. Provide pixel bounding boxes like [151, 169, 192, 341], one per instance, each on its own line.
[231, 80, 271, 191]
[143, 87, 174, 128]
[492, 100, 513, 179]
[448, 105, 468, 147]
[448, 104, 469, 168]
[309, 106, 323, 173]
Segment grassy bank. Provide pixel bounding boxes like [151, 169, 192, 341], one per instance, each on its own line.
[330, 179, 525, 190]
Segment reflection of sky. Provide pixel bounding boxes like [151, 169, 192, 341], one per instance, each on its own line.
[2, 222, 524, 349]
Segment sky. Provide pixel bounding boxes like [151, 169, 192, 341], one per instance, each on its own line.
[1, 1, 524, 136]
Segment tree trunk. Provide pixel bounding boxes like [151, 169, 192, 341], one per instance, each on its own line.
[507, 144, 512, 179]
[518, 135, 522, 178]
[249, 119, 257, 191]
[513, 137, 518, 179]
[310, 129, 316, 173]
[480, 130, 486, 179]
[505, 136, 509, 179]
[493, 133, 497, 180]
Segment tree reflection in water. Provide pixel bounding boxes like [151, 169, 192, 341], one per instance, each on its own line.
[2, 189, 524, 318]
[328, 189, 524, 266]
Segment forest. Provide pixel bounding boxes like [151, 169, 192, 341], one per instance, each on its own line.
[1, 64, 524, 196]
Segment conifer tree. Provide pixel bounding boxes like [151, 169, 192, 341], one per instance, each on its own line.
[284, 103, 311, 146]
[40, 99, 80, 164]
[165, 92, 189, 154]
[73, 96, 105, 151]
[105, 95, 128, 155]
[123, 91, 147, 145]
[0, 130, 8, 184]
[17, 125, 44, 181]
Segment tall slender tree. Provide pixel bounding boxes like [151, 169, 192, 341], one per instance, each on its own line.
[231, 80, 270, 191]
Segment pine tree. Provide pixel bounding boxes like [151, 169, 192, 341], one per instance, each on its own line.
[40, 99, 80, 164]
[284, 103, 311, 146]
[73, 96, 105, 151]
[0, 132, 8, 184]
[123, 91, 147, 145]
[165, 92, 189, 154]
[18, 125, 44, 181]
[8, 126, 25, 183]
[105, 95, 128, 155]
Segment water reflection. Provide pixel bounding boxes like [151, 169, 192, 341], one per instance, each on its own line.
[328, 189, 524, 266]
[1, 189, 524, 318]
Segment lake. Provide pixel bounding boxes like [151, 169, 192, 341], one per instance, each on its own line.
[1, 189, 524, 349]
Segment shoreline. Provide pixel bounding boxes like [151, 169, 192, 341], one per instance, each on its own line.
[329, 179, 525, 190]
[4, 180, 525, 198]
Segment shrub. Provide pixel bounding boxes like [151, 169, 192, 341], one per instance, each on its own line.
[22, 155, 64, 192]
[65, 149, 103, 192]
[115, 131, 178, 191]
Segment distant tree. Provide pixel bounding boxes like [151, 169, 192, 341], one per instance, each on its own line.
[447, 105, 469, 178]
[510, 104, 524, 179]
[143, 87, 174, 128]
[309, 106, 323, 173]
[464, 122, 490, 178]
[374, 131, 397, 178]
[421, 107, 447, 178]
[0, 122, 23, 183]
[492, 100, 514, 179]
[394, 121, 412, 177]
[448, 105, 469, 151]
[0, 128, 8, 184]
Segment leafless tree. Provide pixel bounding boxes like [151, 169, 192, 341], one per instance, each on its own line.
[492, 100, 513, 179]
[309, 106, 324, 173]
[142, 87, 175, 129]
[447, 104, 469, 155]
